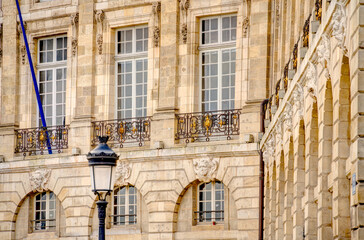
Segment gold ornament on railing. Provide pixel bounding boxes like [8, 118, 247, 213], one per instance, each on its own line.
[39, 131, 45, 146]
[132, 126, 137, 134]
[191, 119, 196, 132]
[204, 115, 212, 136]
[119, 123, 124, 141]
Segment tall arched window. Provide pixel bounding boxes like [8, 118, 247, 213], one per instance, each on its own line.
[33, 191, 56, 230]
[197, 181, 224, 223]
[113, 185, 137, 225]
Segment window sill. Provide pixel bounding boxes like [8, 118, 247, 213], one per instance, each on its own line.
[191, 223, 224, 231]
[26, 231, 58, 239]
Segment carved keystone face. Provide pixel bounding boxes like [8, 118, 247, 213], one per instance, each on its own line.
[196, 158, 210, 176]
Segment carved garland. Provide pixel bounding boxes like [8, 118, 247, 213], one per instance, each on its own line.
[316, 33, 331, 79]
[305, 61, 318, 101]
[152, 2, 161, 47]
[70, 13, 79, 57]
[95, 10, 105, 55]
[179, 0, 189, 44]
[17, 22, 27, 65]
[242, 17, 249, 38]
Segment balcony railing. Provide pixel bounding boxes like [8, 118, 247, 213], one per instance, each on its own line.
[30, 219, 56, 231]
[91, 117, 151, 147]
[175, 109, 240, 143]
[15, 125, 69, 156]
[194, 210, 224, 222]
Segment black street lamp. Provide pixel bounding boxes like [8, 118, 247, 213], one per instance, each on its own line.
[87, 136, 118, 240]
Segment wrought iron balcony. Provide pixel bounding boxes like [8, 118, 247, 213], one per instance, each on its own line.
[175, 109, 240, 143]
[302, 15, 311, 48]
[15, 125, 69, 156]
[315, 0, 322, 22]
[91, 117, 151, 147]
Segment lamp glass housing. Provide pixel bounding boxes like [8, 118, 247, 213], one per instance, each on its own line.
[90, 165, 115, 193]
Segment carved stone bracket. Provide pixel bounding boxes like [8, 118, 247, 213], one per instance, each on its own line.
[70, 13, 79, 57]
[29, 168, 51, 192]
[305, 61, 317, 101]
[152, 2, 161, 47]
[331, 2, 347, 54]
[275, 120, 283, 146]
[193, 155, 219, 182]
[17, 22, 27, 65]
[317, 33, 331, 79]
[95, 10, 105, 55]
[179, 0, 189, 44]
[242, 17, 249, 38]
[114, 161, 131, 187]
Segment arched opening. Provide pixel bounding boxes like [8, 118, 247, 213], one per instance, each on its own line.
[172, 179, 238, 239]
[13, 191, 66, 240]
[284, 137, 294, 239]
[276, 152, 285, 239]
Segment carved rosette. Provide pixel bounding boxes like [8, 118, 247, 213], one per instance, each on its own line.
[193, 155, 219, 182]
[331, 2, 347, 54]
[95, 10, 105, 55]
[317, 33, 331, 79]
[152, 2, 161, 47]
[114, 161, 131, 187]
[179, 0, 189, 44]
[305, 62, 318, 101]
[70, 13, 79, 56]
[29, 169, 51, 192]
[242, 17, 249, 38]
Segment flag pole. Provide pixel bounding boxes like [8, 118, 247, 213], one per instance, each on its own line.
[15, 0, 52, 154]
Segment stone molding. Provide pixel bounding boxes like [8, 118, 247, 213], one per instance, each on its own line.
[193, 155, 219, 182]
[114, 161, 131, 187]
[29, 168, 51, 192]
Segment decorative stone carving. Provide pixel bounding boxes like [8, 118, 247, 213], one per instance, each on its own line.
[283, 102, 293, 132]
[317, 33, 331, 79]
[242, 17, 249, 38]
[114, 161, 131, 187]
[70, 13, 79, 56]
[152, 2, 161, 47]
[305, 61, 317, 101]
[263, 135, 275, 162]
[29, 168, 51, 192]
[331, 2, 347, 54]
[275, 120, 283, 146]
[179, 0, 189, 44]
[193, 155, 219, 182]
[292, 82, 304, 119]
[95, 10, 105, 55]
[17, 22, 27, 65]
[275, 0, 280, 25]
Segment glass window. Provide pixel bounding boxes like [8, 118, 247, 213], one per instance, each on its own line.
[200, 16, 237, 112]
[113, 186, 137, 225]
[38, 36, 67, 126]
[34, 191, 56, 231]
[116, 26, 148, 119]
[198, 181, 224, 223]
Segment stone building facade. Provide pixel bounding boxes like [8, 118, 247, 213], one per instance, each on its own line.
[260, 0, 364, 240]
[0, 0, 270, 240]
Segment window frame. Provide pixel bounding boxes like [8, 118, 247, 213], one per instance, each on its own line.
[33, 191, 56, 231]
[36, 35, 68, 127]
[197, 181, 224, 224]
[114, 25, 149, 120]
[199, 15, 237, 112]
[112, 185, 138, 226]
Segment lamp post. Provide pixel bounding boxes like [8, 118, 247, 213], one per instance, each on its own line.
[87, 136, 118, 240]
